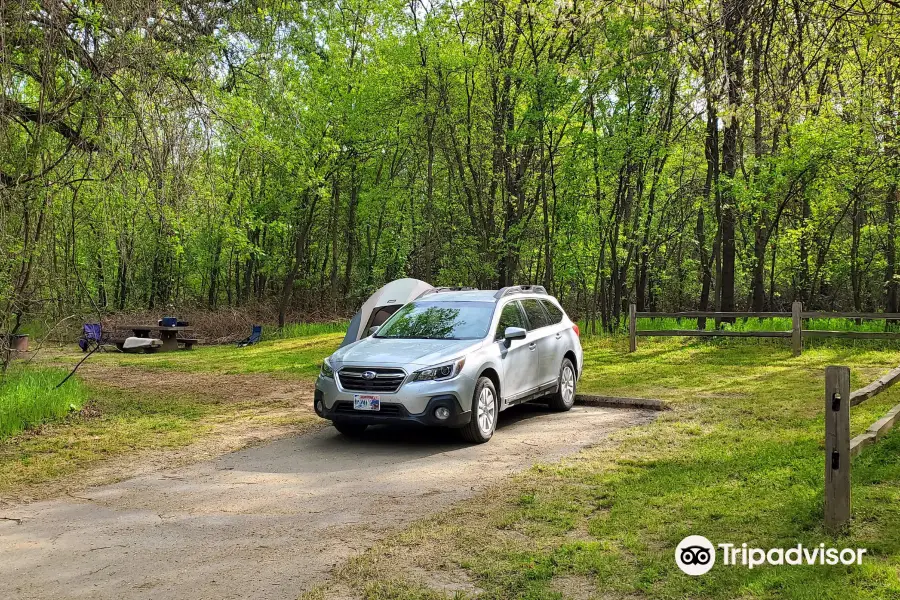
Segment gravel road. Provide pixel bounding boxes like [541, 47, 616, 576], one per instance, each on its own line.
[0, 404, 651, 599]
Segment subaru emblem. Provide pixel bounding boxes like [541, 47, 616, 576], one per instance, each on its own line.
[362, 371, 377, 380]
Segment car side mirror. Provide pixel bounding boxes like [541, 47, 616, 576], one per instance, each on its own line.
[504, 326, 526, 342]
[368, 326, 380, 336]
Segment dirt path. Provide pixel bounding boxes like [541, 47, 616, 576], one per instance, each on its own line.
[0, 404, 652, 600]
[76, 364, 314, 403]
[0, 367, 322, 504]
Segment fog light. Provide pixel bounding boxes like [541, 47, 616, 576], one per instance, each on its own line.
[435, 406, 451, 420]
[316, 400, 324, 415]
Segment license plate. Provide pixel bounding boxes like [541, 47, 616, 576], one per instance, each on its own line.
[353, 395, 380, 411]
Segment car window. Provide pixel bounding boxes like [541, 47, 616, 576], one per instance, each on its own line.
[376, 300, 495, 340]
[521, 299, 551, 330]
[495, 302, 526, 340]
[541, 300, 564, 324]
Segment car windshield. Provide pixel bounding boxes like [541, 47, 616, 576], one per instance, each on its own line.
[374, 300, 495, 340]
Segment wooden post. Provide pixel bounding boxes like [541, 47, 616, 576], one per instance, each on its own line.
[629, 303, 637, 353]
[792, 301, 802, 356]
[825, 365, 851, 531]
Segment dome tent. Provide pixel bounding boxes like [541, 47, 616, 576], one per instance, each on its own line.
[339, 278, 434, 347]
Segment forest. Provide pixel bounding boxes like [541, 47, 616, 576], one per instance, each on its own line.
[2, 0, 899, 335]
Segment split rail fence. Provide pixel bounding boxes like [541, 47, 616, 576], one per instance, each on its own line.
[628, 302, 900, 355]
[823, 365, 900, 531]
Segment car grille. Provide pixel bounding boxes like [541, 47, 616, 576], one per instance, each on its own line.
[337, 367, 406, 393]
[333, 401, 404, 416]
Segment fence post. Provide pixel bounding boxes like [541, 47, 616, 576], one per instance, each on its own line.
[792, 301, 803, 356]
[629, 303, 637, 353]
[825, 365, 851, 531]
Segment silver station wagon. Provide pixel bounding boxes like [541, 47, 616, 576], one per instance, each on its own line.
[314, 284, 583, 443]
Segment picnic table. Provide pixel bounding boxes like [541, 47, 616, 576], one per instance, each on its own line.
[121, 324, 198, 352]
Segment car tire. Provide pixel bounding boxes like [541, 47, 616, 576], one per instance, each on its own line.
[460, 376, 498, 444]
[333, 421, 368, 437]
[547, 358, 576, 412]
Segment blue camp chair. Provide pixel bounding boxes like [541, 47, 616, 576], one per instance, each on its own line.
[79, 323, 103, 352]
[237, 325, 262, 347]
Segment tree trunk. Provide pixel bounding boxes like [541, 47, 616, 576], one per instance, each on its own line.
[208, 235, 222, 309]
[751, 29, 767, 312]
[343, 164, 359, 299]
[278, 193, 316, 327]
[719, 0, 747, 318]
[887, 187, 899, 313]
[698, 93, 718, 329]
[329, 175, 340, 297]
[799, 194, 811, 303]
[850, 193, 862, 311]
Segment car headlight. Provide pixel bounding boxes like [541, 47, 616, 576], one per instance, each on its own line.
[320, 358, 335, 379]
[412, 358, 466, 382]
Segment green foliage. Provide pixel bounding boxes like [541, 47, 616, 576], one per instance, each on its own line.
[1, 0, 898, 334]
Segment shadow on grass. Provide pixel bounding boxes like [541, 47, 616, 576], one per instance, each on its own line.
[457, 347, 900, 600]
[481, 426, 900, 599]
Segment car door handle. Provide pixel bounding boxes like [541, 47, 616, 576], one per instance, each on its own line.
[529, 342, 536, 351]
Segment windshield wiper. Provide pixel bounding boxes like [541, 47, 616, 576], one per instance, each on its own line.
[375, 335, 464, 340]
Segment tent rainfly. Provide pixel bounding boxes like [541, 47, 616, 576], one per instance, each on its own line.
[339, 278, 434, 347]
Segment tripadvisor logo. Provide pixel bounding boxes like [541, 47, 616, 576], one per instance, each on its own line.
[675, 536, 868, 576]
[675, 536, 716, 575]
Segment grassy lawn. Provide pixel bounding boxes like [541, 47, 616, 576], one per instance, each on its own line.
[81, 329, 344, 378]
[310, 337, 900, 600]
[0, 331, 339, 497]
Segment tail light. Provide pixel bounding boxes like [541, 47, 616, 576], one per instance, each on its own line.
[572, 324, 580, 337]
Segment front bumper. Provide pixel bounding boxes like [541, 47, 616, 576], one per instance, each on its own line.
[314, 389, 470, 427]
[315, 364, 478, 428]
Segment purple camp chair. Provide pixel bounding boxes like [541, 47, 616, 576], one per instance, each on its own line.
[79, 323, 103, 352]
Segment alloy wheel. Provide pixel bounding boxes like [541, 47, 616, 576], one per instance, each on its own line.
[477, 387, 496, 435]
[561, 365, 575, 405]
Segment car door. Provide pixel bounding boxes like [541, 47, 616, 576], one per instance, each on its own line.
[494, 301, 539, 403]
[539, 299, 568, 379]
[519, 299, 556, 387]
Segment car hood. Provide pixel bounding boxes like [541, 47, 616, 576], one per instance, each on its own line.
[330, 337, 482, 368]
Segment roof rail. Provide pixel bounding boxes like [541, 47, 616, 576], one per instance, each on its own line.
[419, 286, 479, 297]
[493, 285, 547, 299]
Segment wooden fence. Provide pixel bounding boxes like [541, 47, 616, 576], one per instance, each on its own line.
[628, 302, 900, 355]
[824, 365, 900, 531]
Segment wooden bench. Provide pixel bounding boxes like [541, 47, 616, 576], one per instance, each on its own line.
[177, 338, 199, 350]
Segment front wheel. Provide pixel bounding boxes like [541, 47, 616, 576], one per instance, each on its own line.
[460, 377, 498, 443]
[547, 358, 576, 412]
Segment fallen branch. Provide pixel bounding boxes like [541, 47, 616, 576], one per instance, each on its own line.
[55, 344, 100, 389]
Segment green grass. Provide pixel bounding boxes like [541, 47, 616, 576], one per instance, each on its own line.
[78, 331, 343, 378]
[317, 338, 900, 600]
[265, 321, 348, 340]
[0, 385, 318, 494]
[1, 388, 214, 491]
[1, 331, 340, 496]
[633, 316, 900, 333]
[0, 367, 87, 438]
